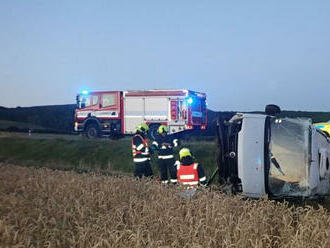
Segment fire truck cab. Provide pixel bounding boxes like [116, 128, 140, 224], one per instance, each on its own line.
[74, 89, 207, 138]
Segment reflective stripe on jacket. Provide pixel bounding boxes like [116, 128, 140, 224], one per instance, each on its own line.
[152, 137, 178, 159]
[158, 154, 174, 159]
[132, 134, 150, 162]
[177, 163, 199, 186]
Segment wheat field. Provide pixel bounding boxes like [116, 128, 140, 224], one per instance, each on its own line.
[1, 163, 330, 248]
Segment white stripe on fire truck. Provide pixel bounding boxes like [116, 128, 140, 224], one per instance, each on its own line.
[77, 111, 119, 118]
[125, 115, 168, 119]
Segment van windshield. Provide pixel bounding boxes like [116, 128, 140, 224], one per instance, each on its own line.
[268, 118, 311, 197]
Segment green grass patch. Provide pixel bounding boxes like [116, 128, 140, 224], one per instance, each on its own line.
[0, 120, 46, 130]
[0, 133, 218, 178]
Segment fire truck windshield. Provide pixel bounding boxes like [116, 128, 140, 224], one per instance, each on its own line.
[267, 118, 311, 197]
[77, 95, 92, 109]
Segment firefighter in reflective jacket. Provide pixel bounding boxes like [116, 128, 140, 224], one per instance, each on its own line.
[151, 125, 179, 184]
[132, 123, 153, 178]
[176, 148, 207, 187]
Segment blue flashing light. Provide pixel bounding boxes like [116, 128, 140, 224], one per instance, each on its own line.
[187, 97, 193, 104]
[82, 90, 89, 95]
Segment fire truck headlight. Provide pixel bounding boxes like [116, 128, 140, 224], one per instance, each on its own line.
[187, 97, 193, 104]
[74, 122, 79, 131]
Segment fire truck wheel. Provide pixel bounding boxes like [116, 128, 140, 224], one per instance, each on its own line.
[85, 124, 99, 139]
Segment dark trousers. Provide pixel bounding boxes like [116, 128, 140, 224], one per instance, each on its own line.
[158, 158, 177, 182]
[134, 160, 153, 178]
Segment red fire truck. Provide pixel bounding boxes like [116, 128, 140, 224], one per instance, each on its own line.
[74, 89, 207, 138]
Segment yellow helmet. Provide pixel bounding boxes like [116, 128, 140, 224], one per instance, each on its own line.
[158, 125, 168, 134]
[179, 148, 192, 160]
[137, 123, 149, 133]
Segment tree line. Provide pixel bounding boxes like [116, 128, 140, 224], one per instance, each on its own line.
[0, 105, 329, 135]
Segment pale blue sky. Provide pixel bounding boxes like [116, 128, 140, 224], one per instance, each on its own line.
[0, 0, 329, 111]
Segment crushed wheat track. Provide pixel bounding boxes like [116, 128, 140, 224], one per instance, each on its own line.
[1, 163, 330, 248]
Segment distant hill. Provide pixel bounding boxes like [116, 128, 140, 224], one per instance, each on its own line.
[0, 104, 76, 133]
[278, 111, 330, 123]
[0, 104, 329, 134]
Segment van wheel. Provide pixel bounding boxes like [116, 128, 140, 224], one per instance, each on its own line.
[148, 124, 161, 140]
[85, 124, 99, 139]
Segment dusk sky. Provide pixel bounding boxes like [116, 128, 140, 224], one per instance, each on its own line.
[0, 0, 329, 111]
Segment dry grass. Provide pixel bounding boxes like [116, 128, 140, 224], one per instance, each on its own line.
[1, 163, 330, 248]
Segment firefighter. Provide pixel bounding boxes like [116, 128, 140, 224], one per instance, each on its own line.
[176, 148, 207, 187]
[132, 123, 153, 178]
[151, 125, 179, 184]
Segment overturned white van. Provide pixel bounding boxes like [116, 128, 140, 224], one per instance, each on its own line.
[216, 107, 330, 199]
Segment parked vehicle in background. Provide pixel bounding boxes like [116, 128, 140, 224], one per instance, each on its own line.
[74, 89, 207, 138]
